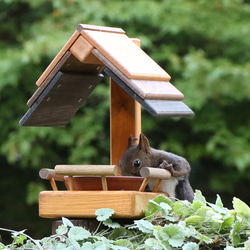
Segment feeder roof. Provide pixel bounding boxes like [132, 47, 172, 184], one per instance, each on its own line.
[19, 24, 194, 127]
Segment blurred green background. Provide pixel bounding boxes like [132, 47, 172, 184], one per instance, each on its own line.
[1, 0, 250, 240]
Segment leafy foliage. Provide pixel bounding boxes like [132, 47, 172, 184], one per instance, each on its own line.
[1, 192, 250, 249]
[1, 0, 250, 239]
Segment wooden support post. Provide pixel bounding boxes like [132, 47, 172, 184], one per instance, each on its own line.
[68, 176, 74, 191]
[110, 81, 141, 173]
[152, 179, 163, 193]
[101, 176, 108, 191]
[110, 39, 141, 174]
[49, 178, 58, 191]
[139, 178, 149, 192]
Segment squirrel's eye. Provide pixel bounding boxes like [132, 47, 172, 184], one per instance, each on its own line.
[133, 160, 141, 168]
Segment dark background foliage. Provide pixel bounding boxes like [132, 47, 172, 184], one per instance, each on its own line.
[1, 0, 250, 240]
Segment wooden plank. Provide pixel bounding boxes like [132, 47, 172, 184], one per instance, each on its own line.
[54, 165, 118, 176]
[36, 30, 80, 87]
[70, 35, 103, 64]
[77, 23, 125, 34]
[105, 67, 194, 117]
[39, 190, 162, 218]
[92, 49, 183, 100]
[28, 52, 105, 107]
[144, 99, 194, 117]
[19, 72, 103, 126]
[82, 30, 171, 81]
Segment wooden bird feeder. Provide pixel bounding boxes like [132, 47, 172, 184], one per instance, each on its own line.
[19, 24, 194, 220]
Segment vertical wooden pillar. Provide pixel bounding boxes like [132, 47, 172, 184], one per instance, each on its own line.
[110, 39, 141, 174]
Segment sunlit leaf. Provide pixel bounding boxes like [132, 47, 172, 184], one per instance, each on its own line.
[68, 226, 91, 241]
[95, 208, 115, 222]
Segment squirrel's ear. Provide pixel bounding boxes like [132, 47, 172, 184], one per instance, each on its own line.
[138, 133, 151, 153]
[127, 135, 138, 148]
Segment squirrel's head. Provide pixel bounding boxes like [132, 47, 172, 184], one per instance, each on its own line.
[119, 133, 152, 176]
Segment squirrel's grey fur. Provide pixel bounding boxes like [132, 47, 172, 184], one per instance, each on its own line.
[119, 133, 194, 202]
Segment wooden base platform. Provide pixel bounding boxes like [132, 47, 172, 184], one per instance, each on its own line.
[39, 190, 163, 219]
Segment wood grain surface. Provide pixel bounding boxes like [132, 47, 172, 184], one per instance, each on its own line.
[39, 190, 162, 218]
[82, 30, 171, 81]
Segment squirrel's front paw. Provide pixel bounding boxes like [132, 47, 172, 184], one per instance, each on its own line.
[159, 160, 174, 173]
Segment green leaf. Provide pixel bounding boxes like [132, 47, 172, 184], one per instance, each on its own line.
[145, 238, 163, 250]
[68, 226, 91, 241]
[221, 215, 235, 229]
[230, 221, 242, 246]
[80, 242, 94, 250]
[153, 224, 185, 247]
[185, 215, 204, 224]
[113, 239, 133, 249]
[182, 242, 199, 250]
[134, 219, 153, 233]
[62, 217, 74, 228]
[208, 202, 228, 215]
[191, 200, 206, 211]
[56, 224, 68, 235]
[108, 227, 133, 240]
[193, 190, 206, 205]
[224, 246, 238, 250]
[145, 195, 173, 219]
[12, 234, 27, 245]
[195, 206, 213, 217]
[215, 194, 224, 207]
[195, 232, 213, 244]
[233, 197, 250, 217]
[103, 219, 121, 229]
[172, 200, 192, 217]
[95, 208, 115, 222]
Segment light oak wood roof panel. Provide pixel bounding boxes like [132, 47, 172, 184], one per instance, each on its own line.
[81, 29, 171, 81]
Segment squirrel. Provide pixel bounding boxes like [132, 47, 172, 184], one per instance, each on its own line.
[119, 133, 194, 202]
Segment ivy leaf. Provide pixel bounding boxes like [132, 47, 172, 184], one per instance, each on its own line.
[191, 190, 206, 211]
[95, 208, 115, 222]
[108, 227, 133, 240]
[103, 218, 121, 229]
[183, 225, 198, 238]
[193, 190, 206, 205]
[185, 215, 204, 224]
[233, 197, 250, 218]
[134, 219, 153, 233]
[56, 224, 68, 235]
[172, 200, 192, 217]
[145, 195, 173, 219]
[68, 226, 91, 241]
[215, 194, 224, 207]
[153, 224, 185, 247]
[80, 242, 94, 250]
[182, 242, 199, 250]
[221, 215, 235, 229]
[55, 242, 71, 250]
[12, 234, 27, 245]
[195, 232, 213, 244]
[62, 217, 74, 228]
[208, 202, 228, 215]
[230, 221, 242, 246]
[145, 238, 163, 249]
[159, 202, 172, 214]
[113, 239, 134, 249]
